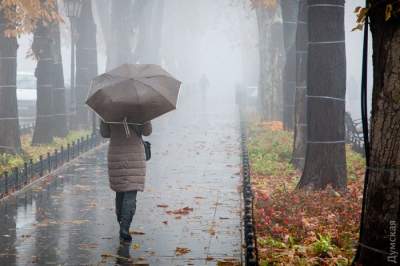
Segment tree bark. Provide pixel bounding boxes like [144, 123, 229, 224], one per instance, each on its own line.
[0, 10, 21, 154]
[32, 19, 55, 144]
[75, 0, 98, 129]
[51, 2, 68, 138]
[355, 5, 400, 265]
[281, 0, 298, 130]
[292, 0, 308, 169]
[255, 6, 268, 119]
[255, 7, 283, 121]
[297, 0, 347, 190]
[267, 19, 284, 122]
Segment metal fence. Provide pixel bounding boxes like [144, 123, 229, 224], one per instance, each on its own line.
[20, 123, 35, 135]
[345, 112, 365, 155]
[239, 104, 259, 266]
[0, 134, 102, 200]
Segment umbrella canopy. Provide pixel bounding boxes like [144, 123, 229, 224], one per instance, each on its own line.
[86, 64, 181, 124]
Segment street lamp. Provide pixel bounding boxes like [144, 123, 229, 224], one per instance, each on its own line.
[64, 0, 83, 129]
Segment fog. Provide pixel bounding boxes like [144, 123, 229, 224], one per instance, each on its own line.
[15, 0, 371, 119]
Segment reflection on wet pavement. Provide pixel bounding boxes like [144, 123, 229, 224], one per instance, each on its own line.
[0, 88, 242, 266]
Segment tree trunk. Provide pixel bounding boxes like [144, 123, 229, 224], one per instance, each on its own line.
[146, 0, 164, 64]
[292, 0, 308, 169]
[107, 0, 134, 70]
[281, 0, 298, 130]
[93, 0, 111, 59]
[297, 0, 347, 190]
[255, 7, 283, 121]
[32, 19, 55, 145]
[75, 0, 98, 129]
[255, 6, 268, 119]
[0, 10, 21, 154]
[267, 19, 284, 122]
[131, 0, 158, 64]
[355, 6, 400, 265]
[51, 2, 68, 138]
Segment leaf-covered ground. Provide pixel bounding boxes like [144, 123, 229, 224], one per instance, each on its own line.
[248, 121, 365, 266]
[0, 130, 90, 173]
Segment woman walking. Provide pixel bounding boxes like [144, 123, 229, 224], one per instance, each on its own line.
[100, 121, 152, 243]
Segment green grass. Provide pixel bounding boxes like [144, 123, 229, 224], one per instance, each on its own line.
[248, 124, 296, 177]
[0, 130, 91, 173]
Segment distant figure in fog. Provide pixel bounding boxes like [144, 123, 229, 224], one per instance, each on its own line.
[199, 74, 210, 102]
[100, 121, 152, 243]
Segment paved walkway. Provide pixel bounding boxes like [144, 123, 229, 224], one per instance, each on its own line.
[0, 87, 243, 265]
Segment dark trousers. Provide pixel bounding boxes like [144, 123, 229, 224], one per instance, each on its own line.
[115, 191, 137, 235]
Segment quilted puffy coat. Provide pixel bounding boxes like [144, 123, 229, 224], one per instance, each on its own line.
[100, 121, 152, 192]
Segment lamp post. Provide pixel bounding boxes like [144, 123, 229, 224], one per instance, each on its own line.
[64, 0, 83, 129]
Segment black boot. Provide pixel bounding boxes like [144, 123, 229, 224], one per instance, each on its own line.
[119, 229, 132, 243]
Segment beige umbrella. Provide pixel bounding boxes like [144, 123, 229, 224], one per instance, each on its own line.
[86, 64, 181, 125]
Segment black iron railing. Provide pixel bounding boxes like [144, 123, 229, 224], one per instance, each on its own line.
[345, 112, 365, 155]
[0, 134, 103, 200]
[239, 106, 259, 266]
[20, 123, 35, 135]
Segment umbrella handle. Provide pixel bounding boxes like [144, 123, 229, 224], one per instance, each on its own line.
[123, 117, 131, 138]
[103, 120, 145, 126]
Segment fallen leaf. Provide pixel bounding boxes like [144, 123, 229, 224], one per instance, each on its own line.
[129, 230, 145, 235]
[133, 261, 149, 266]
[162, 221, 168, 225]
[166, 206, 194, 216]
[217, 259, 241, 266]
[208, 228, 216, 236]
[101, 253, 129, 260]
[132, 243, 140, 250]
[70, 219, 90, 225]
[31, 256, 38, 263]
[157, 204, 169, 208]
[175, 247, 191, 256]
[79, 243, 98, 250]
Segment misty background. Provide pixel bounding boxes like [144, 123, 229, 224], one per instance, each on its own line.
[15, 0, 371, 120]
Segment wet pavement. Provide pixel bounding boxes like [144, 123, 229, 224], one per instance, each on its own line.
[0, 86, 243, 266]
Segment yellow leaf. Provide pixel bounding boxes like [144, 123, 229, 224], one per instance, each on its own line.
[354, 6, 362, 13]
[351, 23, 364, 32]
[385, 4, 393, 21]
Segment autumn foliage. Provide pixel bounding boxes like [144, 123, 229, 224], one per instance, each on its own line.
[248, 121, 365, 265]
[0, 0, 60, 37]
[249, 0, 278, 10]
